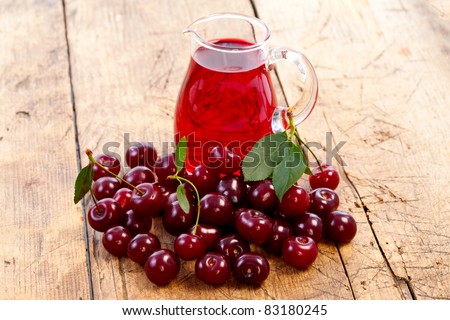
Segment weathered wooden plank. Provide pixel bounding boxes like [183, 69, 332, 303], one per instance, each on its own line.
[0, 0, 90, 299]
[255, 0, 449, 299]
[66, 0, 353, 299]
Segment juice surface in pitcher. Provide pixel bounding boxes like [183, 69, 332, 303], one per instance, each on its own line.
[174, 38, 277, 167]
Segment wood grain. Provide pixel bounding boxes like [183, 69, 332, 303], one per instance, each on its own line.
[255, 0, 449, 299]
[0, 0, 90, 299]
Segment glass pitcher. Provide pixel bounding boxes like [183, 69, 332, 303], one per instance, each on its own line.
[174, 13, 318, 168]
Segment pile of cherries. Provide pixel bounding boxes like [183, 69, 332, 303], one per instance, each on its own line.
[87, 142, 357, 287]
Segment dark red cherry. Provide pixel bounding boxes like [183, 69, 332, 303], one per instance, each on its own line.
[121, 209, 152, 236]
[162, 201, 196, 236]
[282, 236, 318, 269]
[323, 210, 357, 243]
[92, 176, 121, 200]
[195, 252, 231, 285]
[279, 184, 310, 220]
[262, 217, 293, 256]
[235, 209, 273, 245]
[215, 174, 247, 207]
[130, 183, 164, 219]
[309, 164, 340, 190]
[122, 166, 155, 189]
[189, 164, 219, 195]
[125, 141, 157, 169]
[233, 252, 270, 286]
[174, 233, 206, 261]
[199, 193, 233, 227]
[87, 198, 123, 232]
[144, 249, 180, 286]
[188, 224, 222, 251]
[102, 226, 132, 257]
[154, 153, 177, 187]
[293, 212, 323, 243]
[309, 188, 339, 216]
[127, 233, 161, 265]
[93, 154, 121, 181]
[214, 234, 250, 264]
[247, 179, 278, 214]
[113, 188, 133, 212]
[208, 145, 242, 175]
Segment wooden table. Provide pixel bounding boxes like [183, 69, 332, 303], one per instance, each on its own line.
[1, 0, 449, 300]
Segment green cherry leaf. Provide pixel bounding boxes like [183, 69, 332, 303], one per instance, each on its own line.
[176, 184, 190, 214]
[74, 163, 94, 204]
[272, 141, 307, 201]
[242, 132, 288, 182]
[174, 136, 187, 173]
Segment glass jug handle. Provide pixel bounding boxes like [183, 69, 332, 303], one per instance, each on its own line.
[268, 47, 318, 133]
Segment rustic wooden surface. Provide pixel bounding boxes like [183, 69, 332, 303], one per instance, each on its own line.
[1, 0, 449, 300]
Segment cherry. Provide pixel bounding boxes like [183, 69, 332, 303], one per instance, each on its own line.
[102, 226, 132, 257]
[87, 198, 123, 232]
[279, 184, 310, 220]
[121, 209, 152, 236]
[125, 141, 157, 169]
[188, 224, 222, 251]
[92, 176, 121, 200]
[130, 182, 164, 218]
[174, 233, 206, 261]
[144, 249, 180, 286]
[127, 233, 161, 265]
[195, 252, 231, 285]
[162, 201, 196, 236]
[233, 253, 270, 286]
[247, 179, 278, 214]
[199, 193, 233, 227]
[215, 174, 247, 207]
[293, 212, 323, 243]
[154, 153, 177, 187]
[189, 164, 219, 195]
[262, 217, 293, 256]
[235, 209, 273, 245]
[323, 210, 357, 243]
[309, 164, 340, 190]
[214, 234, 250, 264]
[93, 154, 121, 181]
[113, 188, 132, 212]
[122, 166, 155, 189]
[309, 188, 339, 216]
[208, 145, 242, 175]
[282, 236, 318, 269]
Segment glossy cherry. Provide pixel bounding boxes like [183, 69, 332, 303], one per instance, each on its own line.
[113, 187, 133, 212]
[235, 209, 273, 245]
[214, 234, 250, 264]
[208, 145, 242, 175]
[174, 233, 206, 261]
[247, 179, 278, 214]
[233, 252, 270, 286]
[188, 224, 222, 251]
[102, 226, 132, 257]
[162, 201, 196, 236]
[199, 193, 233, 227]
[87, 198, 123, 232]
[195, 252, 231, 285]
[215, 174, 247, 207]
[323, 210, 357, 243]
[93, 154, 121, 181]
[127, 233, 161, 265]
[309, 188, 339, 216]
[279, 184, 310, 220]
[153, 153, 177, 186]
[130, 182, 164, 218]
[309, 164, 340, 190]
[293, 212, 323, 243]
[282, 236, 318, 269]
[189, 164, 219, 195]
[125, 141, 157, 169]
[121, 209, 152, 235]
[92, 176, 121, 200]
[144, 249, 180, 286]
[262, 217, 293, 256]
[122, 166, 155, 189]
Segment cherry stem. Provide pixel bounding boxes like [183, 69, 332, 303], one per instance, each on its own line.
[168, 174, 201, 236]
[293, 130, 322, 171]
[85, 149, 145, 195]
[89, 188, 100, 210]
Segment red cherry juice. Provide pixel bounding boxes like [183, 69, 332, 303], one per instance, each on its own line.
[174, 38, 277, 168]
